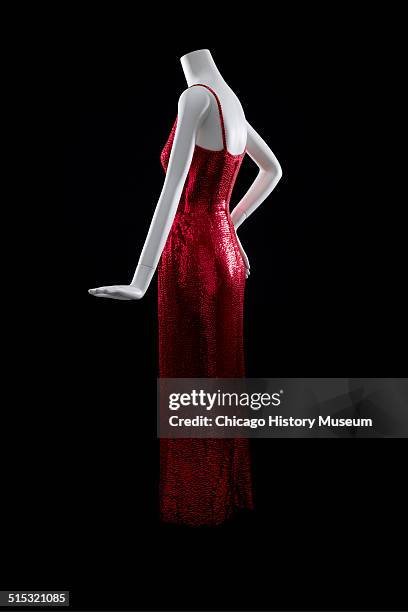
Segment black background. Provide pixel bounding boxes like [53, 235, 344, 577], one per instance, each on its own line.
[2, 12, 407, 612]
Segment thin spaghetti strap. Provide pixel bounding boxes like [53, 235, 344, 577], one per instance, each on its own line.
[190, 83, 227, 150]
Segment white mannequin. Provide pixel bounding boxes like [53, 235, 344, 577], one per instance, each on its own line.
[89, 49, 282, 300]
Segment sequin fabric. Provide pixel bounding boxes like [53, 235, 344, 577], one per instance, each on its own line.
[158, 84, 253, 526]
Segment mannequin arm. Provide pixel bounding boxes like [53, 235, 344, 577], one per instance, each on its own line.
[230, 121, 282, 230]
[89, 87, 211, 300]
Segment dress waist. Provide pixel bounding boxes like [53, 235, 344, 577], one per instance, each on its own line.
[175, 204, 230, 216]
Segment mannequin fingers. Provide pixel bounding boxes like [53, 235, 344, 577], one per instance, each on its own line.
[89, 290, 131, 300]
[88, 287, 115, 296]
[88, 286, 142, 300]
[88, 287, 130, 300]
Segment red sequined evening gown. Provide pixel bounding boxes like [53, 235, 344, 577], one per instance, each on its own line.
[158, 84, 253, 526]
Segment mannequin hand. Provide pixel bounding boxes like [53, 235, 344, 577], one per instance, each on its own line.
[234, 233, 250, 279]
[88, 285, 144, 300]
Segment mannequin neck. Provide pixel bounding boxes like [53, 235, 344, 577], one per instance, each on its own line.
[180, 49, 223, 87]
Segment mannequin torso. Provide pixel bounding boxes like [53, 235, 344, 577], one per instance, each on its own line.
[89, 49, 282, 300]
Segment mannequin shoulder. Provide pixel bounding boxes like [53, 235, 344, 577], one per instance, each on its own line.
[177, 86, 212, 118]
